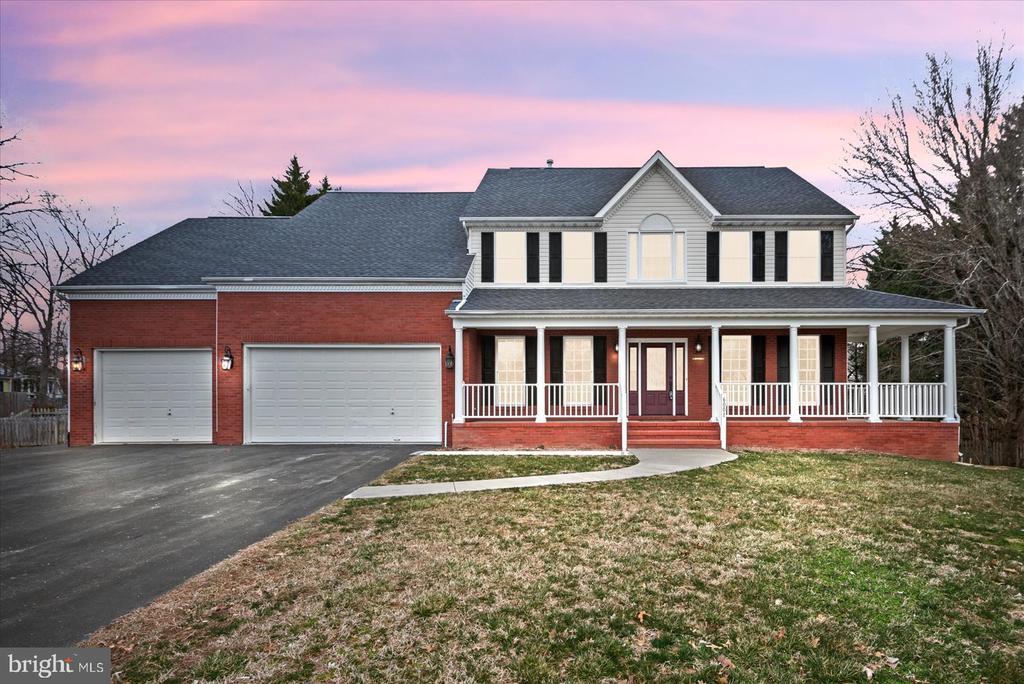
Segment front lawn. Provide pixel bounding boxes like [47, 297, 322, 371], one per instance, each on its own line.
[88, 452, 1024, 683]
[371, 452, 638, 484]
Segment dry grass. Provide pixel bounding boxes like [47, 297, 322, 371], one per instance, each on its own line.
[372, 453, 638, 484]
[86, 451, 1024, 683]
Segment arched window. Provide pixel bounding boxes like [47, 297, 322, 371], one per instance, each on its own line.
[628, 214, 686, 281]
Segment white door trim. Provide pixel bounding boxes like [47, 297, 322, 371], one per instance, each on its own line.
[93, 348, 213, 444]
[242, 343, 443, 444]
[626, 337, 689, 417]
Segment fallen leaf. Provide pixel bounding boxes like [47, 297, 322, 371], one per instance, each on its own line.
[886, 656, 900, 667]
[863, 665, 875, 680]
[636, 610, 648, 624]
[774, 598, 783, 606]
[808, 636, 820, 648]
[717, 655, 735, 669]
[772, 628, 786, 641]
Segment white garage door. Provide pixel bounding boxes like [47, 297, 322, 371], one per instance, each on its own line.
[97, 350, 212, 443]
[247, 346, 441, 444]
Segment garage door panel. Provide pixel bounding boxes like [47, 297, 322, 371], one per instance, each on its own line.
[98, 350, 212, 443]
[248, 347, 440, 443]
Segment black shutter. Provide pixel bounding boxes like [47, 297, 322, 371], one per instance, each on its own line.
[774, 231, 788, 282]
[526, 232, 540, 283]
[752, 231, 765, 282]
[549, 336, 563, 383]
[708, 331, 714, 404]
[820, 335, 835, 383]
[525, 335, 537, 384]
[594, 232, 608, 282]
[706, 232, 720, 282]
[481, 232, 494, 283]
[481, 335, 495, 383]
[752, 335, 767, 383]
[820, 230, 834, 282]
[777, 335, 790, 383]
[593, 336, 607, 383]
[549, 232, 562, 283]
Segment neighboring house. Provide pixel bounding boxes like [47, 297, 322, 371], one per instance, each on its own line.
[0, 365, 63, 399]
[57, 152, 981, 460]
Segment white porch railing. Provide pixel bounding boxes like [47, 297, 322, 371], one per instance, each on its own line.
[463, 383, 538, 419]
[721, 382, 790, 417]
[879, 382, 945, 418]
[546, 383, 619, 418]
[800, 382, 870, 418]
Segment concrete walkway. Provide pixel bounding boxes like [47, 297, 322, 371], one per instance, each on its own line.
[345, 448, 737, 500]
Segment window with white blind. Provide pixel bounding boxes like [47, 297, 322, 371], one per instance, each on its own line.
[798, 335, 820, 405]
[494, 231, 526, 283]
[721, 232, 751, 283]
[629, 345, 638, 391]
[627, 214, 686, 281]
[789, 230, 820, 283]
[495, 336, 526, 405]
[562, 232, 594, 284]
[563, 336, 593, 404]
[721, 335, 751, 405]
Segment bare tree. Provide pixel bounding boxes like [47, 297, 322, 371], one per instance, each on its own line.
[220, 180, 260, 217]
[0, 126, 40, 218]
[842, 40, 1024, 465]
[0, 193, 126, 405]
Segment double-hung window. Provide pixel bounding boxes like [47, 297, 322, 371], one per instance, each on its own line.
[721, 335, 752, 405]
[797, 335, 820, 405]
[562, 232, 594, 284]
[494, 232, 526, 283]
[495, 336, 526, 405]
[788, 230, 820, 283]
[720, 232, 751, 283]
[563, 336, 594, 405]
[627, 214, 686, 281]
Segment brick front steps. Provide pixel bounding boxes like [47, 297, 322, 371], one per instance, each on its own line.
[627, 421, 721, 448]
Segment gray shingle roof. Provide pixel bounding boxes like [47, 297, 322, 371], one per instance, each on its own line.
[61, 192, 474, 287]
[461, 166, 855, 218]
[454, 288, 979, 314]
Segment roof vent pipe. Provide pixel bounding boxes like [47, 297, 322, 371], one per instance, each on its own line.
[546, 159, 553, 168]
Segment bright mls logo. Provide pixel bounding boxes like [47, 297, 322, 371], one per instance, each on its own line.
[1, 648, 110, 683]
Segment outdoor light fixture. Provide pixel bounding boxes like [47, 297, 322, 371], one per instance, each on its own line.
[614, 342, 619, 353]
[221, 346, 234, 371]
[444, 346, 455, 370]
[694, 336, 704, 354]
[71, 348, 84, 372]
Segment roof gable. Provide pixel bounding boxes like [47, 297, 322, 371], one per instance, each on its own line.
[596, 151, 717, 219]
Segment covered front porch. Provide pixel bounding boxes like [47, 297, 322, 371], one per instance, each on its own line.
[449, 317, 962, 460]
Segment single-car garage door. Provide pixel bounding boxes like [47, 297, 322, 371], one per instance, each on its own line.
[96, 349, 212, 443]
[246, 346, 441, 444]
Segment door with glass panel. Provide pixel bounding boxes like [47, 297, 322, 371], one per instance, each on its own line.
[640, 343, 673, 415]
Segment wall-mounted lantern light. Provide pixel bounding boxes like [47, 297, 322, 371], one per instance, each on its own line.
[694, 336, 704, 354]
[614, 342, 619, 353]
[71, 348, 85, 372]
[444, 346, 455, 370]
[221, 346, 234, 371]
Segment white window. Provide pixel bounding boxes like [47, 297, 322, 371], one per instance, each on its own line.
[495, 336, 526, 405]
[627, 214, 686, 282]
[563, 336, 593, 404]
[789, 230, 820, 283]
[494, 231, 526, 283]
[645, 346, 667, 391]
[562, 232, 594, 284]
[721, 335, 751, 405]
[675, 345, 687, 393]
[798, 335, 820, 405]
[628, 345, 638, 391]
[720, 232, 751, 283]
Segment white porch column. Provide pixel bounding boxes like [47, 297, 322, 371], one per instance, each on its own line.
[788, 325, 802, 423]
[453, 325, 465, 423]
[899, 335, 911, 421]
[943, 322, 957, 422]
[535, 326, 546, 423]
[619, 326, 628, 453]
[710, 324, 722, 421]
[867, 324, 880, 422]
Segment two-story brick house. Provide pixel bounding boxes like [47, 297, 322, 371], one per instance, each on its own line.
[59, 152, 981, 460]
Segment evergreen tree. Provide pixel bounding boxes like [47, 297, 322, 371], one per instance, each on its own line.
[260, 156, 327, 216]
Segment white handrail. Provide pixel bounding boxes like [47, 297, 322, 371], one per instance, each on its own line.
[879, 382, 945, 418]
[719, 382, 940, 419]
[714, 382, 727, 448]
[720, 382, 789, 417]
[462, 383, 537, 419]
[799, 382, 870, 417]
[546, 383, 619, 418]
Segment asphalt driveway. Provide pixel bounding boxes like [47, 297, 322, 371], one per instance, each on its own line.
[0, 443, 419, 647]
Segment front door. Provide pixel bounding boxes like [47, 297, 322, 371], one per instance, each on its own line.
[640, 343, 673, 415]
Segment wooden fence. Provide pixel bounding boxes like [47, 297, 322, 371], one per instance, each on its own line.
[960, 439, 1024, 468]
[0, 411, 67, 449]
[0, 392, 34, 417]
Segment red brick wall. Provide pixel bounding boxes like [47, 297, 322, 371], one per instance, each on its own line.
[215, 292, 459, 444]
[68, 299, 217, 446]
[453, 421, 620, 449]
[69, 292, 459, 446]
[727, 420, 959, 461]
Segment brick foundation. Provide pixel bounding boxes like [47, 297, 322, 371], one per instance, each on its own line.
[453, 421, 621, 449]
[726, 419, 959, 461]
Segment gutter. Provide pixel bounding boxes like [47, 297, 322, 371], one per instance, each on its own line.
[449, 307, 986, 318]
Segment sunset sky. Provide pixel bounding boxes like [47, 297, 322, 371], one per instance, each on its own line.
[2, 0, 1021, 246]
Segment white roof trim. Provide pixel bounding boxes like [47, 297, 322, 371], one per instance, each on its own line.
[459, 216, 599, 223]
[595, 151, 719, 219]
[200, 276, 465, 284]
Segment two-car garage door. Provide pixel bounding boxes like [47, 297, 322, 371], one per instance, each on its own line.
[94, 346, 441, 444]
[246, 346, 441, 444]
